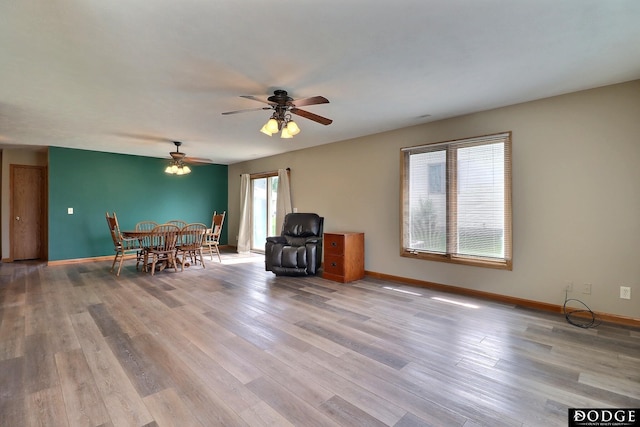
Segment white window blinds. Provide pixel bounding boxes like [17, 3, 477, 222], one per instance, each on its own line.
[401, 132, 512, 269]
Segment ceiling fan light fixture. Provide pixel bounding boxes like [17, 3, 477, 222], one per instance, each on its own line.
[164, 141, 193, 175]
[260, 124, 273, 136]
[286, 120, 300, 136]
[280, 126, 293, 138]
[165, 162, 191, 175]
[266, 118, 279, 134]
[165, 161, 191, 175]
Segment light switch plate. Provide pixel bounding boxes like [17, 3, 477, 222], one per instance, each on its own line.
[68, 207, 73, 214]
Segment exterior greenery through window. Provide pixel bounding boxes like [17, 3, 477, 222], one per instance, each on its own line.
[251, 173, 279, 252]
[401, 132, 512, 270]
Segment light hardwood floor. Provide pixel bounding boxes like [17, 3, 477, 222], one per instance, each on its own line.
[1, 252, 639, 426]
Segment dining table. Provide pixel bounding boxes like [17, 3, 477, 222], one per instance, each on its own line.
[121, 230, 157, 239]
[121, 227, 206, 273]
[122, 228, 181, 273]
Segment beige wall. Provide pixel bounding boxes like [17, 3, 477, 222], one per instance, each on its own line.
[1, 148, 48, 259]
[229, 80, 640, 319]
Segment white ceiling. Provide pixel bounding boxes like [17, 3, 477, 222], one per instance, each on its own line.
[1, 1, 639, 165]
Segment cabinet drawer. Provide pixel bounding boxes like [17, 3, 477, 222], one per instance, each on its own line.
[323, 232, 365, 283]
[324, 234, 345, 255]
[323, 254, 344, 275]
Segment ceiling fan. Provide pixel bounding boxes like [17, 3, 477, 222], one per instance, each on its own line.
[115, 133, 213, 164]
[167, 140, 211, 164]
[222, 89, 332, 138]
[165, 141, 211, 175]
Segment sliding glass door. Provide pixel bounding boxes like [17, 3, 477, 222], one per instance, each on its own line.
[251, 175, 279, 252]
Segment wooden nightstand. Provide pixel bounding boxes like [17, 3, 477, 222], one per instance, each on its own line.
[323, 232, 364, 283]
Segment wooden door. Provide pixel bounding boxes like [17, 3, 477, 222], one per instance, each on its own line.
[11, 165, 46, 261]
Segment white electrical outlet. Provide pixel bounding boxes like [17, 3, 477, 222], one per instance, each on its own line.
[620, 286, 631, 300]
[564, 281, 573, 292]
[582, 283, 592, 294]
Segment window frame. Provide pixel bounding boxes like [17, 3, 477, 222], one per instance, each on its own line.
[400, 132, 513, 270]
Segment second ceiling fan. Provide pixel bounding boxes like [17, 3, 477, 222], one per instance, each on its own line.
[222, 89, 332, 138]
[165, 140, 211, 175]
[115, 134, 212, 174]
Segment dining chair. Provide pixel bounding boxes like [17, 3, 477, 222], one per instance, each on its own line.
[204, 211, 226, 262]
[106, 212, 140, 276]
[167, 219, 187, 229]
[136, 220, 158, 231]
[176, 223, 207, 270]
[145, 224, 180, 275]
[134, 220, 158, 270]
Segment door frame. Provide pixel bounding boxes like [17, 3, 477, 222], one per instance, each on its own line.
[9, 164, 48, 261]
[246, 168, 290, 252]
[250, 174, 279, 252]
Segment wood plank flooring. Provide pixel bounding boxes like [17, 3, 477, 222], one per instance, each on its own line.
[1, 252, 639, 426]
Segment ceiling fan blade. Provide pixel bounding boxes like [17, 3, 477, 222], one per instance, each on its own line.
[221, 106, 272, 115]
[290, 108, 333, 126]
[239, 95, 277, 105]
[184, 156, 213, 164]
[291, 96, 329, 107]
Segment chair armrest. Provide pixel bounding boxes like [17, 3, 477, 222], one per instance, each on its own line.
[266, 236, 287, 244]
[304, 236, 323, 244]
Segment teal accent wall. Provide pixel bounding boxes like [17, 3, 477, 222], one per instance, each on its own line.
[48, 146, 228, 261]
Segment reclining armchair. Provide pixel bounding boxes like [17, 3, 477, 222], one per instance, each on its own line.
[265, 213, 324, 276]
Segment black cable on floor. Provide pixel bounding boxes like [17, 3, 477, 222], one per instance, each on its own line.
[563, 290, 601, 328]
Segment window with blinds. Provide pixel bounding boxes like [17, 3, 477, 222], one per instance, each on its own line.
[401, 132, 512, 270]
